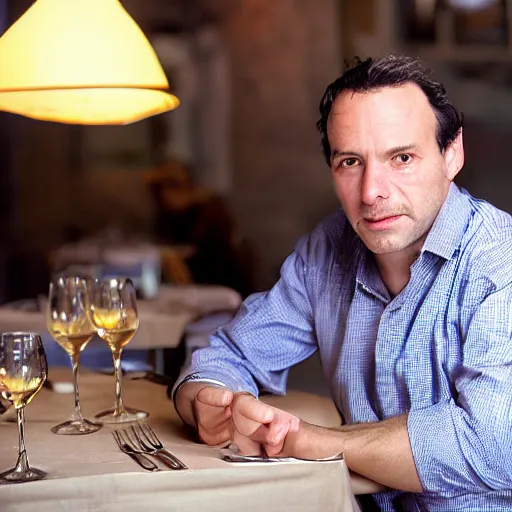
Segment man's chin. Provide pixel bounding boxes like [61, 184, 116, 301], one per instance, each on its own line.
[359, 234, 409, 255]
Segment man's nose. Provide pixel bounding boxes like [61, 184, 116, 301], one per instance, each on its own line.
[361, 161, 390, 206]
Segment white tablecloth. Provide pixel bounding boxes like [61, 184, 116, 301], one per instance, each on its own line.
[0, 368, 381, 511]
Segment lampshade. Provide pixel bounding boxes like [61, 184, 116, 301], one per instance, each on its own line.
[0, 0, 180, 124]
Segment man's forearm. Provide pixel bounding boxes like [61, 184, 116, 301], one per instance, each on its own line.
[287, 414, 423, 493]
[340, 415, 422, 492]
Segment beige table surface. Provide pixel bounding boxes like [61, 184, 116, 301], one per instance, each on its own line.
[0, 368, 383, 511]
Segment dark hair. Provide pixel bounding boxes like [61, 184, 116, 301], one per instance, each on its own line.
[317, 55, 464, 166]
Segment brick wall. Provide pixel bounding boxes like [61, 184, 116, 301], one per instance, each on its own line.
[218, 0, 342, 287]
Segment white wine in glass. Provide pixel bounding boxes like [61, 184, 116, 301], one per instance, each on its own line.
[47, 276, 102, 435]
[90, 278, 147, 424]
[0, 332, 48, 483]
[92, 308, 139, 352]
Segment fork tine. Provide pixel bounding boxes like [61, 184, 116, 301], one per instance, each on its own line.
[112, 431, 125, 451]
[112, 430, 160, 472]
[114, 430, 137, 453]
[121, 429, 131, 446]
[134, 423, 188, 470]
[116, 429, 127, 444]
[130, 425, 153, 451]
[141, 423, 161, 447]
[137, 423, 159, 449]
[123, 428, 139, 449]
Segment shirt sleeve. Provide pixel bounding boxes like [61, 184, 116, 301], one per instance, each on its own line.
[173, 248, 318, 397]
[407, 282, 512, 495]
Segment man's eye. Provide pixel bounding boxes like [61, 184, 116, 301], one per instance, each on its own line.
[394, 154, 412, 164]
[341, 158, 360, 168]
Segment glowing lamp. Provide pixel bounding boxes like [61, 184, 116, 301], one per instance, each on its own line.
[0, 0, 179, 124]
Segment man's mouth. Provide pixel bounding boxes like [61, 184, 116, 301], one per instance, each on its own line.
[362, 215, 404, 230]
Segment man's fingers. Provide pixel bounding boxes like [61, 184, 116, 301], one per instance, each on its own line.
[194, 388, 302, 455]
[199, 430, 231, 446]
[196, 399, 231, 424]
[198, 418, 231, 446]
[236, 406, 301, 457]
[232, 401, 273, 437]
[252, 420, 288, 456]
[233, 430, 262, 456]
[199, 414, 231, 436]
[196, 386, 234, 407]
[195, 387, 233, 429]
[264, 420, 289, 457]
[265, 419, 288, 446]
[194, 387, 234, 446]
[250, 423, 271, 445]
[233, 394, 273, 422]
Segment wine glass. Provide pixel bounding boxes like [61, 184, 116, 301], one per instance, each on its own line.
[0, 332, 48, 483]
[46, 276, 102, 435]
[89, 278, 147, 423]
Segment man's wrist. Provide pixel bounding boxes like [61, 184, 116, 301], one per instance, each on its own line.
[285, 422, 345, 460]
[172, 374, 228, 404]
[172, 373, 203, 403]
[174, 379, 226, 428]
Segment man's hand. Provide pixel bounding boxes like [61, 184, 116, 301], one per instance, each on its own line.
[229, 397, 422, 492]
[178, 383, 421, 492]
[230, 393, 300, 456]
[194, 386, 234, 446]
[230, 398, 335, 459]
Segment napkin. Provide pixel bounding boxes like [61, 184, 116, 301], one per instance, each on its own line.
[220, 443, 344, 464]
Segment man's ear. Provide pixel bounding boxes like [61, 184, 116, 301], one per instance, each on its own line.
[443, 129, 465, 181]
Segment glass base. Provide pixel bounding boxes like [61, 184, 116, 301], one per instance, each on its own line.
[51, 418, 102, 435]
[0, 466, 46, 484]
[95, 407, 148, 425]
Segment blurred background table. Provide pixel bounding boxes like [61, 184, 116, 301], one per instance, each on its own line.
[0, 284, 242, 383]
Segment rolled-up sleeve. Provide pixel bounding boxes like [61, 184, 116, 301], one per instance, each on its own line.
[408, 283, 512, 495]
[175, 248, 317, 397]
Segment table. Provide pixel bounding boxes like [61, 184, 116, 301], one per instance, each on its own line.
[0, 368, 381, 511]
[0, 284, 242, 351]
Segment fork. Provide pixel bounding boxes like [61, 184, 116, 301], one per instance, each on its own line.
[116, 426, 183, 470]
[130, 423, 188, 470]
[111, 431, 160, 472]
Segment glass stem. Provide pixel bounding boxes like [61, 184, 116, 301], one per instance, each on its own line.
[13, 406, 30, 474]
[112, 349, 125, 416]
[71, 352, 84, 422]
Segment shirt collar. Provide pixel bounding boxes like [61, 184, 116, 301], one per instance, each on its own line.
[421, 183, 473, 260]
[355, 250, 391, 303]
[353, 182, 472, 302]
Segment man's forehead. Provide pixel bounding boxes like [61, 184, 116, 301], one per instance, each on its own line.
[327, 84, 436, 138]
[329, 84, 433, 117]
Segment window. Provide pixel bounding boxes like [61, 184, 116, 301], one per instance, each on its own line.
[400, 0, 509, 48]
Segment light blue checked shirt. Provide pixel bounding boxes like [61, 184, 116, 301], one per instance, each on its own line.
[179, 183, 512, 511]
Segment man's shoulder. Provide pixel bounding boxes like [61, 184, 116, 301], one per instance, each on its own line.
[467, 193, 512, 237]
[294, 210, 361, 271]
[461, 192, 512, 286]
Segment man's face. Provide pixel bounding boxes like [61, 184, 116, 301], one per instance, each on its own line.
[327, 84, 463, 256]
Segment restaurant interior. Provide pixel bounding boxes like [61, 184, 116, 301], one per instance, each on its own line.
[0, 0, 510, 510]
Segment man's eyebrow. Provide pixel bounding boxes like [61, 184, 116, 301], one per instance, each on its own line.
[385, 144, 419, 158]
[330, 149, 363, 163]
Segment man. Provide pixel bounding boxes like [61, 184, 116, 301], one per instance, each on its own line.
[173, 56, 512, 510]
